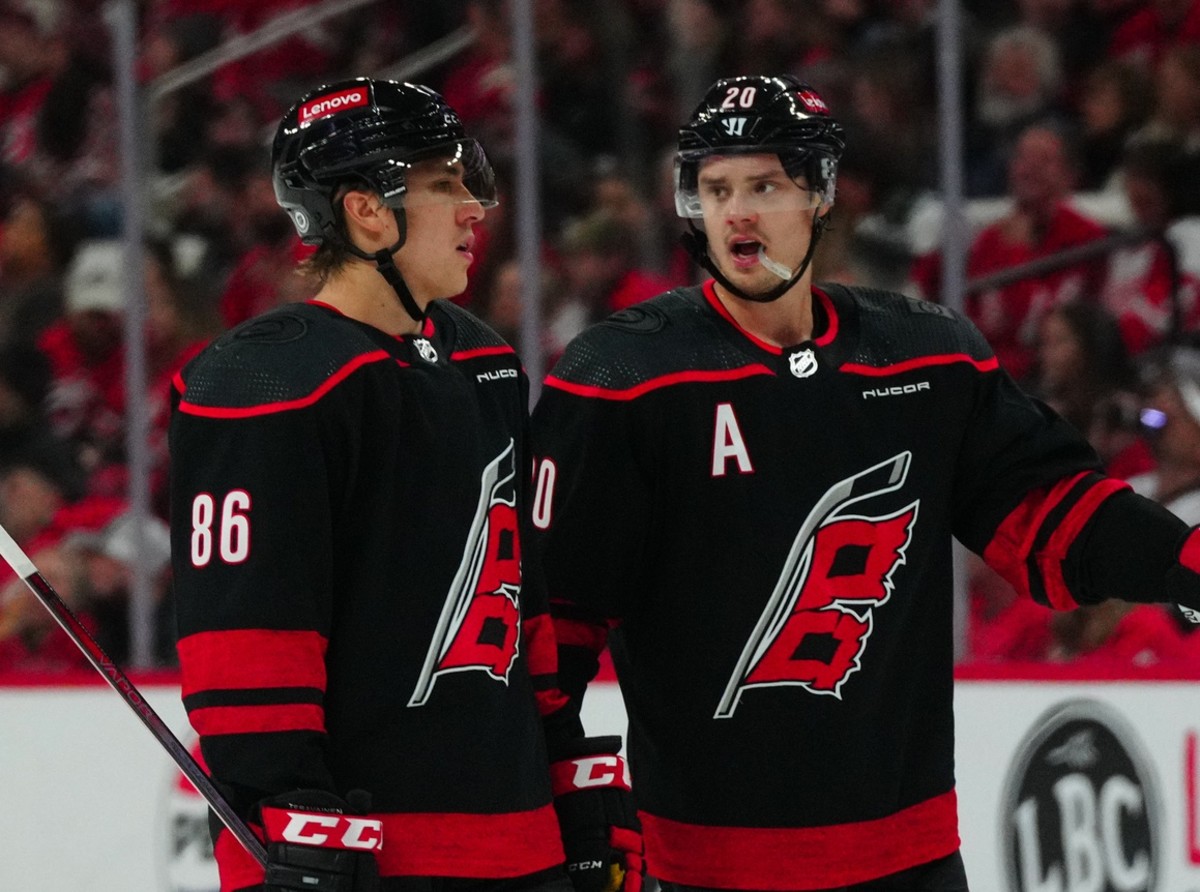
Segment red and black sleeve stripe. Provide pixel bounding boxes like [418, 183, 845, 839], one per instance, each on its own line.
[983, 472, 1196, 608]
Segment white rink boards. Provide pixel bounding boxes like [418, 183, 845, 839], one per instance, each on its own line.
[2, 672, 1198, 891]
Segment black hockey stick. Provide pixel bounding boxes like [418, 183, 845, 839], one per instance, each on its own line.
[0, 521, 268, 867]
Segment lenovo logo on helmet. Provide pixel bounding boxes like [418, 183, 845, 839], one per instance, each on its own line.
[299, 88, 369, 124]
[796, 90, 829, 115]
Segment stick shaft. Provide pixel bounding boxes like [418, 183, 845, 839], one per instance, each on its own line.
[0, 523, 268, 867]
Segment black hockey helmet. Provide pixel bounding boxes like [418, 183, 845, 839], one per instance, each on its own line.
[271, 77, 497, 246]
[675, 75, 845, 218]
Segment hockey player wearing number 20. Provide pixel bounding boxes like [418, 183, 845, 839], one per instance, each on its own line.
[530, 74, 1200, 892]
[170, 79, 640, 892]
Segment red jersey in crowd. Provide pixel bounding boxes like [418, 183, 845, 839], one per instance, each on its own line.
[912, 204, 1108, 381]
[1102, 239, 1200, 354]
[1109, 1, 1200, 69]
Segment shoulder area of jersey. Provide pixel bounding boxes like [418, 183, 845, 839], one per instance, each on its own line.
[431, 298, 517, 356]
[545, 287, 756, 395]
[840, 284, 993, 361]
[175, 302, 385, 413]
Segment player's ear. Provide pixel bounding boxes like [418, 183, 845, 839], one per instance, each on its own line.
[340, 189, 394, 245]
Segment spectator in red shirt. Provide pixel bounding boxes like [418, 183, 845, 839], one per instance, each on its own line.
[39, 239, 127, 491]
[912, 123, 1108, 381]
[1109, 0, 1200, 71]
[1100, 139, 1200, 354]
[0, 3, 64, 170]
[1048, 599, 1190, 667]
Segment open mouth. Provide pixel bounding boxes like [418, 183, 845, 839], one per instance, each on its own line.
[729, 239, 762, 267]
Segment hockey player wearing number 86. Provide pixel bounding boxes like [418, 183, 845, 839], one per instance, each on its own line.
[530, 74, 1200, 892]
[170, 78, 640, 892]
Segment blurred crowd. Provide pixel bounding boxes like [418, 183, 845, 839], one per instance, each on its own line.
[2, 0, 1200, 672]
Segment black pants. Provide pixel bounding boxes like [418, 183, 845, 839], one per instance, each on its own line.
[657, 850, 969, 892]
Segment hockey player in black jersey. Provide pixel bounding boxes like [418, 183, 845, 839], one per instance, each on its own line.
[170, 79, 641, 892]
[530, 74, 1200, 892]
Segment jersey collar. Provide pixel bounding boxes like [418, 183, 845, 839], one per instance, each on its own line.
[701, 279, 844, 355]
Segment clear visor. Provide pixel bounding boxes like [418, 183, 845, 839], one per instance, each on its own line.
[380, 139, 498, 210]
[674, 150, 831, 219]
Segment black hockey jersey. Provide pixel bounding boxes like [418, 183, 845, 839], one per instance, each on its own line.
[170, 299, 567, 888]
[530, 282, 1146, 889]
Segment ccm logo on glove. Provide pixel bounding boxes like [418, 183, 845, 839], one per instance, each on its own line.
[551, 755, 632, 793]
[261, 807, 384, 851]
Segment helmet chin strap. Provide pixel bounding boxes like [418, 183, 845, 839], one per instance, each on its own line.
[681, 208, 828, 304]
[341, 209, 426, 324]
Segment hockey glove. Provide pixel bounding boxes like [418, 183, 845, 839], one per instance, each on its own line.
[550, 736, 644, 892]
[1168, 528, 1200, 625]
[256, 789, 382, 892]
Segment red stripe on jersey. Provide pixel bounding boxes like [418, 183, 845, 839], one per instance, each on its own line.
[841, 353, 999, 376]
[983, 472, 1089, 604]
[553, 616, 609, 655]
[214, 804, 563, 885]
[177, 350, 393, 417]
[178, 629, 328, 696]
[535, 686, 571, 717]
[702, 284, 840, 348]
[545, 365, 774, 401]
[452, 345, 516, 361]
[215, 824, 266, 891]
[188, 702, 326, 736]
[641, 790, 960, 889]
[703, 280, 781, 354]
[522, 613, 557, 678]
[1037, 477, 1130, 610]
[812, 287, 839, 346]
[1180, 527, 1200, 572]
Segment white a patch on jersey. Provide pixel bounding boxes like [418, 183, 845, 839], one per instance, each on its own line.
[715, 452, 918, 716]
[712, 402, 753, 477]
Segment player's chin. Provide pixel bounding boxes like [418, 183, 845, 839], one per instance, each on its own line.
[440, 271, 470, 300]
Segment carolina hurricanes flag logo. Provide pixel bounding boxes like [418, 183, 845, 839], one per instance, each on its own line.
[409, 440, 522, 707]
[715, 452, 918, 717]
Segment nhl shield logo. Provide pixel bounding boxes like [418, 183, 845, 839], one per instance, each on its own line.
[788, 348, 817, 378]
[414, 338, 439, 363]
